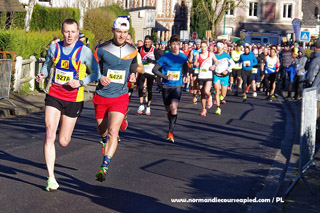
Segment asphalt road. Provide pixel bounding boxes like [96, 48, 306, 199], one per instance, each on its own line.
[0, 89, 287, 212]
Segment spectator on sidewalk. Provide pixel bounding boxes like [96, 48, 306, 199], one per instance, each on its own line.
[305, 40, 320, 141]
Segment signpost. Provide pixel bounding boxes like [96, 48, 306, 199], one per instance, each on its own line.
[192, 32, 197, 40]
[299, 31, 311, 49]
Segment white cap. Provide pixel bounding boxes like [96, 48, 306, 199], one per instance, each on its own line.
[113, 17, 130, 30]
[217, 42, 224, 48]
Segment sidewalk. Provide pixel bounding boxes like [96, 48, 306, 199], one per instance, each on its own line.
[0, 82, 96, 118]
[279, 92, 320, 213]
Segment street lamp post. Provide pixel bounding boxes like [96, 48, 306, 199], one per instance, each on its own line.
[318, 15, 320, 40]
[223, 11, 226, 35]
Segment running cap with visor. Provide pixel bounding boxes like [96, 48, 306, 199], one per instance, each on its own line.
[113, 16, 130, 30]
[216, 42, 224, 48]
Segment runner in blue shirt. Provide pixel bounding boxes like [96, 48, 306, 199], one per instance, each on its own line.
[152, 34, 188, 143]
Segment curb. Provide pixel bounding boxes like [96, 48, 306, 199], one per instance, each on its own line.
[248, 89, 299, 213]
[0, 88, 95, 119]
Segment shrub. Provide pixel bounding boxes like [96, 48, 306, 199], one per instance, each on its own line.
[30, 5, 80, 31]
[84, 4, 135, 46]
[0, 29, 94, 59]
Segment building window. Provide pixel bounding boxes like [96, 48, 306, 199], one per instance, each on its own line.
[283, 3, 292, 18]
[248, 2, 258, 17]
[142, 0, 146, 7]
[125, 0, 130, 9]
[157, 0, 163, 13]
[264, 2, 275, 19]
[226, 1, 234, 16]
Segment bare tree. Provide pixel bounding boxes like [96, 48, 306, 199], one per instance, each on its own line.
[24, 0, 36, 32]
[199, 0, 246, 38]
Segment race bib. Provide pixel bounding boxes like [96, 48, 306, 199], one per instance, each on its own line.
[243, 61, 250, 67]
[194, 67, 199, 74]
[107, 69, 126, 84]
[167, 70, 180, 81]
[268, 63, 274, 68]
[54, 68, 73, 85]
[200, 68, 208, 73]
[252, 68, 258, 74]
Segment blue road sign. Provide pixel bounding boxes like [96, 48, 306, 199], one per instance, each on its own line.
[299, 31, 311, 42]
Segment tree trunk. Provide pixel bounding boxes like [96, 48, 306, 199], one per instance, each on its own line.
[24, 0, 36, 32]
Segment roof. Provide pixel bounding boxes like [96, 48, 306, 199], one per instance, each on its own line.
[0, 0, 25, 12]
[152, 21, 168, 32]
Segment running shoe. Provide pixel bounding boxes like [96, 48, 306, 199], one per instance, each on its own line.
[145, 106, 151, 116]
[185, 88, 190, 92]
[216, 107, 221, 115]
[137, 104, 145, 114]
[167, 132, 174, 143]
[252, 92, 257, 97]
[189, 89, 193, 93]
[192, 97, 197, 104]
[200, 109, 207, 117]
[206, 96, 213, 109]
[243, 93, 247, 101]
[227, 86, 232, 95]
[156, 86, 161, 91]
[120, 118, 128, 131]
[96, 166, 108, 182]
[45, 177, 59, 192]
[221, 99, 226, 104]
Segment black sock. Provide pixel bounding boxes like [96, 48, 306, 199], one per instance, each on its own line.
[169, 113, 177, 132]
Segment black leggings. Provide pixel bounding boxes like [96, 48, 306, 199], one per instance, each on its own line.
[242, 70, 252, 93]
[138, 73, 154, 101]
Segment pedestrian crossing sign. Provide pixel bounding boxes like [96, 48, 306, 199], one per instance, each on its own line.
[299, 31, 311, 42]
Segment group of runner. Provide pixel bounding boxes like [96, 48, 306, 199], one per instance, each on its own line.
[37, 16, 306, 191]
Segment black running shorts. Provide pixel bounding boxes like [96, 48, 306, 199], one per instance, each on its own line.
[45, 95, 84, 118]
[162, 85, 183, 106]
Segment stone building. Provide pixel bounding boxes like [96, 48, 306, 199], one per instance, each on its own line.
[220, 0, 303, 40]
[118, 0, 192, 43]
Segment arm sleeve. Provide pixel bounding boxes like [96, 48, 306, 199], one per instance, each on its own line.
[130, 56, 138, 74]
[306, 61, 320, 86]
[251, 55, 258, 67]
[183, 62, 189, 76]
[152, 63, 167, 79]
[40, 43, 55, 78]
[79, 46, 100, 85]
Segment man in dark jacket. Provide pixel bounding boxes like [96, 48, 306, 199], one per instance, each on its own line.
[305, 40, 320, 141]
[306, 40, 320, 100]
[280, 43, 293, 89]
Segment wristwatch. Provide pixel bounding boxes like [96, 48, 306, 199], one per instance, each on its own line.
[79, 80, 84, 87]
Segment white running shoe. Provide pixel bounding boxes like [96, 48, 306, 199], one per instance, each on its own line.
[137, 104, 145, 114]
[145, 106, 151, 116]
[253, 92, 257, 97]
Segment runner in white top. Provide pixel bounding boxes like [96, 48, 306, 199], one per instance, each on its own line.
[194, 40, 219, 116]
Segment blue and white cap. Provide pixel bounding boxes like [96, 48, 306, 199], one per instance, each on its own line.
[113, 16, 130, 30]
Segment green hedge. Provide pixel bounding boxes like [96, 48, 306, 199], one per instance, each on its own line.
[84, 4, 135, 46]
[0, 29, 94, 59]
[0, 11, 26, 30]
[30, 5, 80, 31]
